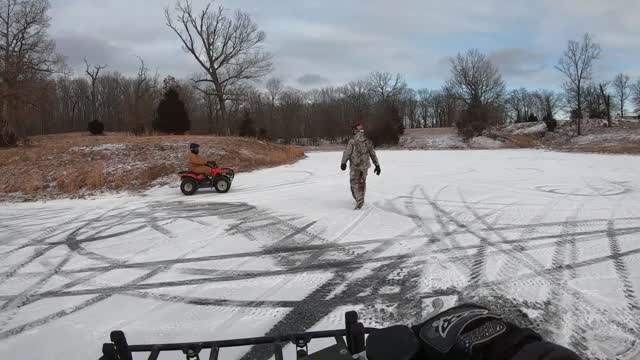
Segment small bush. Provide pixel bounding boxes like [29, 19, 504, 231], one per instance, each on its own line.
[368, 103, 403, 147]
[457, 101, 490, 140]
[589, 109, 606, 119]
[258, 128, 269, 140]
[20, 137, 32, 146]
[239, 111, 257, 137]
[528, 113, 539, 123]
[88, 120, 105, 135]
[0, 129, 17, 147]
[131, 124, 145, 136]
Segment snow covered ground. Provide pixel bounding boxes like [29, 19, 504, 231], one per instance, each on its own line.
[2, 149, 640, 360]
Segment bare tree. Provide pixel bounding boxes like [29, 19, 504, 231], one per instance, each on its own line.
[534, 90, 563, 119]
[97, 71, 125, 130]
[130, 56, 159, 130]
[265, 77, 282, 127]
[367, 72, 406, 104]
[555, 33, 601, 135]
[133, 57, 149, 117]
[165, 0, 272, 133]
[632, 80, 640, 113]
[265, 77, 283, 106]
[598, 82, 612, 127]
[583, 83, 606, 119]
[447, 49, 505, 137]
[612, 73, 630, 118]
[402, 88, 419, 128]
[447, 49, 505, 107]
[506, 88, 538, 123]
[0, 0, 63, 141]
[71, 78, 91, 129]
[341, 80, 371, 117]
[84, 58, 107, 123]
[278, 87, 304, 142]
[54, 77, 74, 130]
[417, 89, 432, 127]
[441, 85, 464, 127]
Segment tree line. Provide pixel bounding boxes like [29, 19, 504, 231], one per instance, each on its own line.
[2, 0, 640, 146]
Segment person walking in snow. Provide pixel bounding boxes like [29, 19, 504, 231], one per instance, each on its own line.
[341, 123, 381, 209]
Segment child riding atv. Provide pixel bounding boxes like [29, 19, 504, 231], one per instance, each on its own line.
[180, 143, 234, 195]
[188, 143, 216, 176]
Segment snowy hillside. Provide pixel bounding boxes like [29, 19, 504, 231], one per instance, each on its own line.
[1, 150, 640, 359]
[399, 128, 506, 150]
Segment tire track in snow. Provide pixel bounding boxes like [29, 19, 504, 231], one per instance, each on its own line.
[542, 205, 586, 354]
[44, 222, 640, 275]
[489, 188, 570, 299]
[0, 223, 234, 341]
[424, 190, 640, 357]
[3, 184, 640, 360]
[420, 187, 508, 285]
[456, 189, 507, 287]
[5, 222, 640, 297]
[236, 193, 431, 360]
[0, 208, 106, 282]
[0, 213, 87, 253]
[463, 197, 612, 357]
[0, 252, 74, 331]
[411, 186, 474, 284]
[0, 265, 168, 340]
[596, 180, 640, 315]
[0, 201, 258, 341]
[608, 222, 640, 312]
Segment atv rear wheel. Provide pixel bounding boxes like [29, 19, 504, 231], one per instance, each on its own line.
[214, 177, 231, 193]
[180, 178, 198, 195]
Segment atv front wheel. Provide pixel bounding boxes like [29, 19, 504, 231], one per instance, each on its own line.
[180, 179, 198, 195]
[214, 177, 231, 193]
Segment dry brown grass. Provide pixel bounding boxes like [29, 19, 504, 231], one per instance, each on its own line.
[404, 127, 457, 137]
[0, 133, 304, 200]
[562, 144, 640, 155]
[504, 134, 540, 148]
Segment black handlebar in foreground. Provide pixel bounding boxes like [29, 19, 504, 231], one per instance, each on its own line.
[100, 311, 393, 360]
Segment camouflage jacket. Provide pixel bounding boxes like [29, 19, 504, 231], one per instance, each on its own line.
[341, 132, 380, 170]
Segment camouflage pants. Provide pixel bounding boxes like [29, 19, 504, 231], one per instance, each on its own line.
[350, 168, 368, 206]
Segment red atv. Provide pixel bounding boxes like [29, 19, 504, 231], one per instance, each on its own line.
[179, 161, 235, 195]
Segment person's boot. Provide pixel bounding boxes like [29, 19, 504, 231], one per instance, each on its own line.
[355, 199, 364, 210]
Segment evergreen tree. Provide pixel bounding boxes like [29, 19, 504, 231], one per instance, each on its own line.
[239, 111, 257, 137]
[153, 87, 190, 134]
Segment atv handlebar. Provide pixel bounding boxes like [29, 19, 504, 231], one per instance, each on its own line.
[99, 311, 404, 360]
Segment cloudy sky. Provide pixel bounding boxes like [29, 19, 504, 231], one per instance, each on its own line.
[50, 0, 640, 90]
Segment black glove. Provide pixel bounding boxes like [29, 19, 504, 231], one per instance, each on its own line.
[413, 304, 543, 360]
[374, 165, 381, 176]
[341, 163, 347, 171]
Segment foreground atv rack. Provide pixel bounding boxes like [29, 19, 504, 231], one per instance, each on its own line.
[100, 311, 371, 360]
